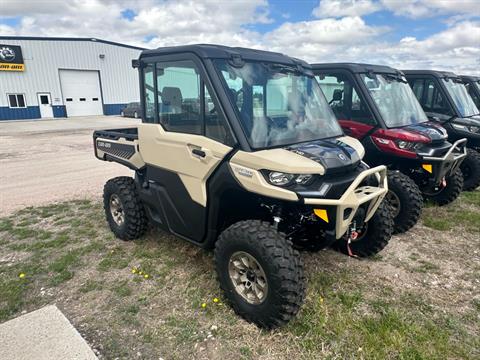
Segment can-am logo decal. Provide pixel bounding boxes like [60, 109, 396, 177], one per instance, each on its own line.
[0, 47, 15, 62]
[234, 167, 253, 178]
[338, 153, 348, 161]
[0, 44, 24, 72]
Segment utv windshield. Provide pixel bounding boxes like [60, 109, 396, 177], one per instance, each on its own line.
[361, 73, 428, 128]
[214, 59, 342, 148]
[442, 78, 479, 117]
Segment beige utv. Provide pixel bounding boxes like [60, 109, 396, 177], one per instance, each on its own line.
[94, 45, 393, 328]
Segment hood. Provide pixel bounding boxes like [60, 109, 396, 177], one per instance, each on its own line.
[286, 138, 362, 175]
[402, 122, 448, 143]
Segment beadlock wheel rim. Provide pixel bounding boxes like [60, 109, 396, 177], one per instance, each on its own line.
[385, 190, 401, 218]
[109, 194, 125, 226]
[228, 251, 268, 305]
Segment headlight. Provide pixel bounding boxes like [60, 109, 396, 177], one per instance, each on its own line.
[295, 174, 313, 185]
[395, 140, 423, 150]
[267, 172, 314, 186]
[468, 125, 480, 134]
[268, 172, 295, 186]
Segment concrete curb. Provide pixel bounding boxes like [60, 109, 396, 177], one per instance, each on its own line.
[0, 305, 98, 360]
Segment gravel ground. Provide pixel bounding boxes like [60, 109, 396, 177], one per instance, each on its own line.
[0, 116, 139, 216]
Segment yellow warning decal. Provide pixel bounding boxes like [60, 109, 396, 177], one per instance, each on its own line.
[422, 164, 433, 173]
[314, 209, 329, 223]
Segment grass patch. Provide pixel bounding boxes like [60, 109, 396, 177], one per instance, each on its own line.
[0, 199, 479, 359]
[79, 279, 104, 293]
[112, 280, 132, 297]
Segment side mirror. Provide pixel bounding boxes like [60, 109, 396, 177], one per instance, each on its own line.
[332, 89, 343, 102]
[131, 59, 140, 68]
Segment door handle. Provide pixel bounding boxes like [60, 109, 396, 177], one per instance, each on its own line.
[192, 148, 206, 158]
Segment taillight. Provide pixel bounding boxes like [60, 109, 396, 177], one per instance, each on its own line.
[371, 128, 430, 159]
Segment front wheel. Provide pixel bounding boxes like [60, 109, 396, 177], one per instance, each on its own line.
[385, 170, 422, 234]
[333, 201, 393, 258]
[423, 168, 463, 205]
[461, 149, 480, 191]
[214, 220, 305, 329]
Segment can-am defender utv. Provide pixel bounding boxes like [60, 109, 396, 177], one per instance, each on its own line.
[404, 70, 480, 191]
[312, 64, 466, 234]
[460, 75, 480, 110]
[94, 45, 392, 329]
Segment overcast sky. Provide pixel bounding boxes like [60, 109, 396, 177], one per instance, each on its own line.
[1, 0, 479, 74]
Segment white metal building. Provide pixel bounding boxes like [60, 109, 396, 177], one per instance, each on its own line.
[0, 37, 144, 121]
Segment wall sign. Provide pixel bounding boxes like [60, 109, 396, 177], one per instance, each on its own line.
[0, 45, 25, 71]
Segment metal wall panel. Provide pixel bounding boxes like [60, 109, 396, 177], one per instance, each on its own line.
[0, 39, 141, 112]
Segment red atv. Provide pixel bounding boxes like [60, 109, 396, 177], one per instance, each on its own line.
[312, 63, 466, 234]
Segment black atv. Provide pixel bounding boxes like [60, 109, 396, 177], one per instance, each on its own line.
[312, 63, 466, 234]
[94, 44, 393, 329]
[404, 70, 480, 191]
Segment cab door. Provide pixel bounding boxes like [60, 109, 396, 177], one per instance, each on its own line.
[138, 57, 235, 242]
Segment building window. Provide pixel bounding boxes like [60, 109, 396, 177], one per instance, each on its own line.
[7, 94, 26, 108]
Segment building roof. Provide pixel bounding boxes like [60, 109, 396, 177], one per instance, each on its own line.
[140, 44, 310, 67]
[310, 62, 400, 74]
[0, 36, 145, 51]
[402, 69, 459, 78]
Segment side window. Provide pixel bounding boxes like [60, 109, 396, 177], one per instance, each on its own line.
[424, 79, 453, 115]
[143, 64, 155, 123]
[316, 74, 375, 125]
[205, 85, 233, 144]
[411, 79, 424, 101]
[156, 61, 202, 135]
[466, 82, 480, 108]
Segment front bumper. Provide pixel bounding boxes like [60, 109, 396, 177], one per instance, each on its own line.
[419, 138, 467, 184]
[303, 165, 388, 239]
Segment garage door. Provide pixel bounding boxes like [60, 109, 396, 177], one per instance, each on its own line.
[59, 70, 103, 117]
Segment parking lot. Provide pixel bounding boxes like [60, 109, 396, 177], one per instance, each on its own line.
[0, 116, 139, 216]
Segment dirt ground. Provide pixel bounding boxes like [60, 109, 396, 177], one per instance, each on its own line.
[0, 116, 138, 216]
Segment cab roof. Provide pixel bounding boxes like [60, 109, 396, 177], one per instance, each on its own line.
[310, 63, 400, 74]
[402, 69, 459, 79]
[140, 44, 310, 67]
[460, 75, 480, 82]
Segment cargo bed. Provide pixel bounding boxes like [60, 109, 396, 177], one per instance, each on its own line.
[93, 127, 144, 170]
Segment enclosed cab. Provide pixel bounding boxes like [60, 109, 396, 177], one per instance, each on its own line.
[404, 70, 480, 191]
[312, 63, 466, 233]
[94, 45, 392, 328]
[460, 75, 480, 110]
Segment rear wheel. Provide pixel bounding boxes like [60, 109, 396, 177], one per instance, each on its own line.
[461, 149, 480, 191]
[214, 220, 305, 329]
[333, 201, 393, 257]
[385, 171, 422, 234]
[423, 168, 463, 205]
[103, 176, 148, 240]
